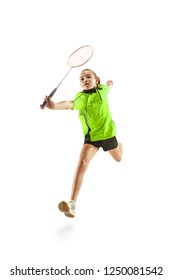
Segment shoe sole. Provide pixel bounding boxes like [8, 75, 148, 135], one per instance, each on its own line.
[58, 201, 70, 213]
[58, 201, 75, 218]
[65, 212, 75, 218]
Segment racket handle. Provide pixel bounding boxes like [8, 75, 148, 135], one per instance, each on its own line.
[40, 87, 57, 109]
[40, 100, 48, 109]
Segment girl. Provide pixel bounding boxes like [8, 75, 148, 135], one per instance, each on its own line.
[44, 69, 123, 218]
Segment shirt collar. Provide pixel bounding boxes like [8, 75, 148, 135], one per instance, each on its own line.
[83, 88, 96, 94]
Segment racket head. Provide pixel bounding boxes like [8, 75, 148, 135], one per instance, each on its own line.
[67, 45, 94, 68]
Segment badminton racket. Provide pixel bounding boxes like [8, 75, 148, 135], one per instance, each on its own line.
[40, 45, 94, 109]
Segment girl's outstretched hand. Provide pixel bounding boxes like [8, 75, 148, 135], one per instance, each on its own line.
[106, 80, 113, 86]
[106, 80, 113, 93]
[43, 96, 56, 109]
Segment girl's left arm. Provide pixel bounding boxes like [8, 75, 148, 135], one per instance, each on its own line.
[106, 80, 113, 93]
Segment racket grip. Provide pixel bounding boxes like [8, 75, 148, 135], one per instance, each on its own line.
[40, 87, 57, 109]
[40, 100, 48, 109]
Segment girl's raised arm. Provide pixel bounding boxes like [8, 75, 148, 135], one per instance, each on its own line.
[106, 80, 113, 93]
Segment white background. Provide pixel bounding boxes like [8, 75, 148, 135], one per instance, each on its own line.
[0, 0, 173, 279]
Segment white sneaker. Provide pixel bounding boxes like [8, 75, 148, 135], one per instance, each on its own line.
[58, 200, 76, 218]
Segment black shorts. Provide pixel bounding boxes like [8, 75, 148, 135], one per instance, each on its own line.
[84, 136, 118, 151]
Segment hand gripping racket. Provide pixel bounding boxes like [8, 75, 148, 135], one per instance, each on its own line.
[40, 45, 94, 109]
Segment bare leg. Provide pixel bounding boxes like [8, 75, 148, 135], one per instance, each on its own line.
[70, 144, 98, 202]
[108, 142, 123, 162]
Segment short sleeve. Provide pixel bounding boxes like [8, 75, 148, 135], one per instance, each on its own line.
[100, 84, 109, 94]
[71, 92, 86, 110]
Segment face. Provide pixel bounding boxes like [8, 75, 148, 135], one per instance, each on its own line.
[80, 70, 98, 90]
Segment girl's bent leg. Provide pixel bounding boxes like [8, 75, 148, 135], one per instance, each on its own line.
[70, 144, 98, 202]
[108, 142, 123, 162]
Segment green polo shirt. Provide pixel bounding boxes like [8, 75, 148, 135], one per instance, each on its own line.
[72, 85, 116, 141]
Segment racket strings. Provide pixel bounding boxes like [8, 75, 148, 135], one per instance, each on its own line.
[68, 45, 93, 67]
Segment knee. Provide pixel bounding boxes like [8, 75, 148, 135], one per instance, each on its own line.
[113, 151, 122, 162]
[116, 155, 122, 162]
[79, 157, 90, 169]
